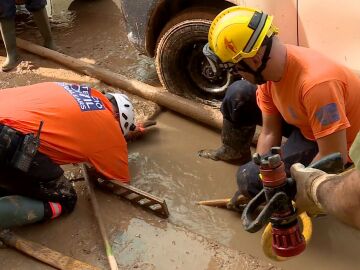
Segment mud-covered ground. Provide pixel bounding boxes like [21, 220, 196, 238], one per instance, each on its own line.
[0, 1, 277, 269]
[1, 1, 360, 270]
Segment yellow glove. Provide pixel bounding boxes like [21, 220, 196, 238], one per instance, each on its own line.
[290, 163, 336, 216]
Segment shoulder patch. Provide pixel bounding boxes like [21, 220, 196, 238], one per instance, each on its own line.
[315, 103, 340, 126]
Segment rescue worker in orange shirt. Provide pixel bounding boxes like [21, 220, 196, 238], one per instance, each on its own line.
[0, 82, 141, 228]
[199, 7, 360, 209]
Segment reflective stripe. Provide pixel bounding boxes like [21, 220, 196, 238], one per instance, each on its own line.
[49, 202, 62, 219]
[244, 13, 268, 53]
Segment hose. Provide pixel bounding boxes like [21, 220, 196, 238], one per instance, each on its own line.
[261, 211, 313, 261]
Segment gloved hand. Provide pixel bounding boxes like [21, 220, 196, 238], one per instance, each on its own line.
[290, 163, 336, 216]
[125, 120, 157, 141]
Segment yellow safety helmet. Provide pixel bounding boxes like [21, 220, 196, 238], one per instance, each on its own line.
[208, 6, 278, 64]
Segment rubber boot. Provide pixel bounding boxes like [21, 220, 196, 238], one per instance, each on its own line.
[0, 19, 20, 72]
[0, 195, 44, 229]
[198, 118, 255, 164]
[31, 8, 56, 50]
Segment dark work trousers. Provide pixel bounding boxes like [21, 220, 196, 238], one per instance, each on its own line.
[0, 124, 77, 215]
[0, 0, 47, 19]
[222, 80, 318, 197]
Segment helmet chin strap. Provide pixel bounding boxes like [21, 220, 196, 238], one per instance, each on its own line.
[236, 37, 273, 85]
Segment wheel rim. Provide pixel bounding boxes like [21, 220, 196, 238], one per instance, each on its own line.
[185, 41, 232, 97]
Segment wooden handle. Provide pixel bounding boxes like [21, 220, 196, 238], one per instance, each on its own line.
[0, 230, 101, 270]
[197, 195, 250, 208]
[81, 164, 119, 270]
[196, 199, 231, 207]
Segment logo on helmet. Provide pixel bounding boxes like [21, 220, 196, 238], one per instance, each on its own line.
[224, 37, 237, 54]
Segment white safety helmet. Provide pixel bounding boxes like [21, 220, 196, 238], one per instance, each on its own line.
[106, 93, 136, 135]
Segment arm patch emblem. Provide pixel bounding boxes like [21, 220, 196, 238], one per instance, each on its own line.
[315, 103, 340, 126]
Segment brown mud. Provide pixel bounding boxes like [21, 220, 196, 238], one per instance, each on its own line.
[0, 0, 359, 269]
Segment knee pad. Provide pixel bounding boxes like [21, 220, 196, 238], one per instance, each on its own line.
[42, 175, 77, 214]
[236, 161, 263, 197]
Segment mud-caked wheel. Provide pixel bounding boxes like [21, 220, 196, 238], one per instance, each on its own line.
[156, 9, 232, 107]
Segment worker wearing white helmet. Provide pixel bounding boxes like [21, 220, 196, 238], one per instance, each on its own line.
[105, 92, 136, 136]
[0, 82, 156, 230]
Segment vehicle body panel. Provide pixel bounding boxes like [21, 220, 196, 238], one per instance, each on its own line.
[120, 0, 159, 55]
[121, 0, 360, 71]
[297, 0, 360, 71]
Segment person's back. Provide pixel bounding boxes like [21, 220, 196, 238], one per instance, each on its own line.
[200, 6, 360, 203]
[0, 82, 129, 181]
[257, 44, 360, 151]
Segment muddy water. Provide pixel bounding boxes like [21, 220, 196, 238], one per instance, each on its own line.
[16, 0, 360, 268]
[113, 218, 214, 269]
[128, 112, 360, 270]
[47, 0, 160, 86]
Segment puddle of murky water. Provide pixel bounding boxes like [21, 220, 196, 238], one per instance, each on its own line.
[47, 0, 76, 29]
[113, 218, 213, 270]
[128, 111, 360, 270]
[129, 150, 237, 245]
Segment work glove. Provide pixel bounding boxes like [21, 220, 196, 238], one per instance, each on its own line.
[125, 120, 157, 141]
[290, 163, 336, 216]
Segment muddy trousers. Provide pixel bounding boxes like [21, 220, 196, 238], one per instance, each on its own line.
[0, 174, 77, 229]
[0, 124, 77, 229]
[221, 80, 318, 199]
[0, 0, 47, 18]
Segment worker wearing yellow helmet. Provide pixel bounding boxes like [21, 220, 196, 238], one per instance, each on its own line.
[203, 6, 278, 85]
[199, 6, 360, 213]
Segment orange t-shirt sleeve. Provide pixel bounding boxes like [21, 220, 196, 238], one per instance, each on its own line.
[303, 80, 350, 139]
[89, 147, 130, 183]
[256, 83, 280, 115]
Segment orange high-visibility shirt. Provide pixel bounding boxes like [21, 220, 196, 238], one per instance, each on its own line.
[0, 82, 130, 183]
[257, 45, 360, 152]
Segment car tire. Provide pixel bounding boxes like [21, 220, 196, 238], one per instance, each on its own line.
[155, 9, 232, 107]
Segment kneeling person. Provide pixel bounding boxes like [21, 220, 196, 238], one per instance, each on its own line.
[0, 82, 135, 228]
